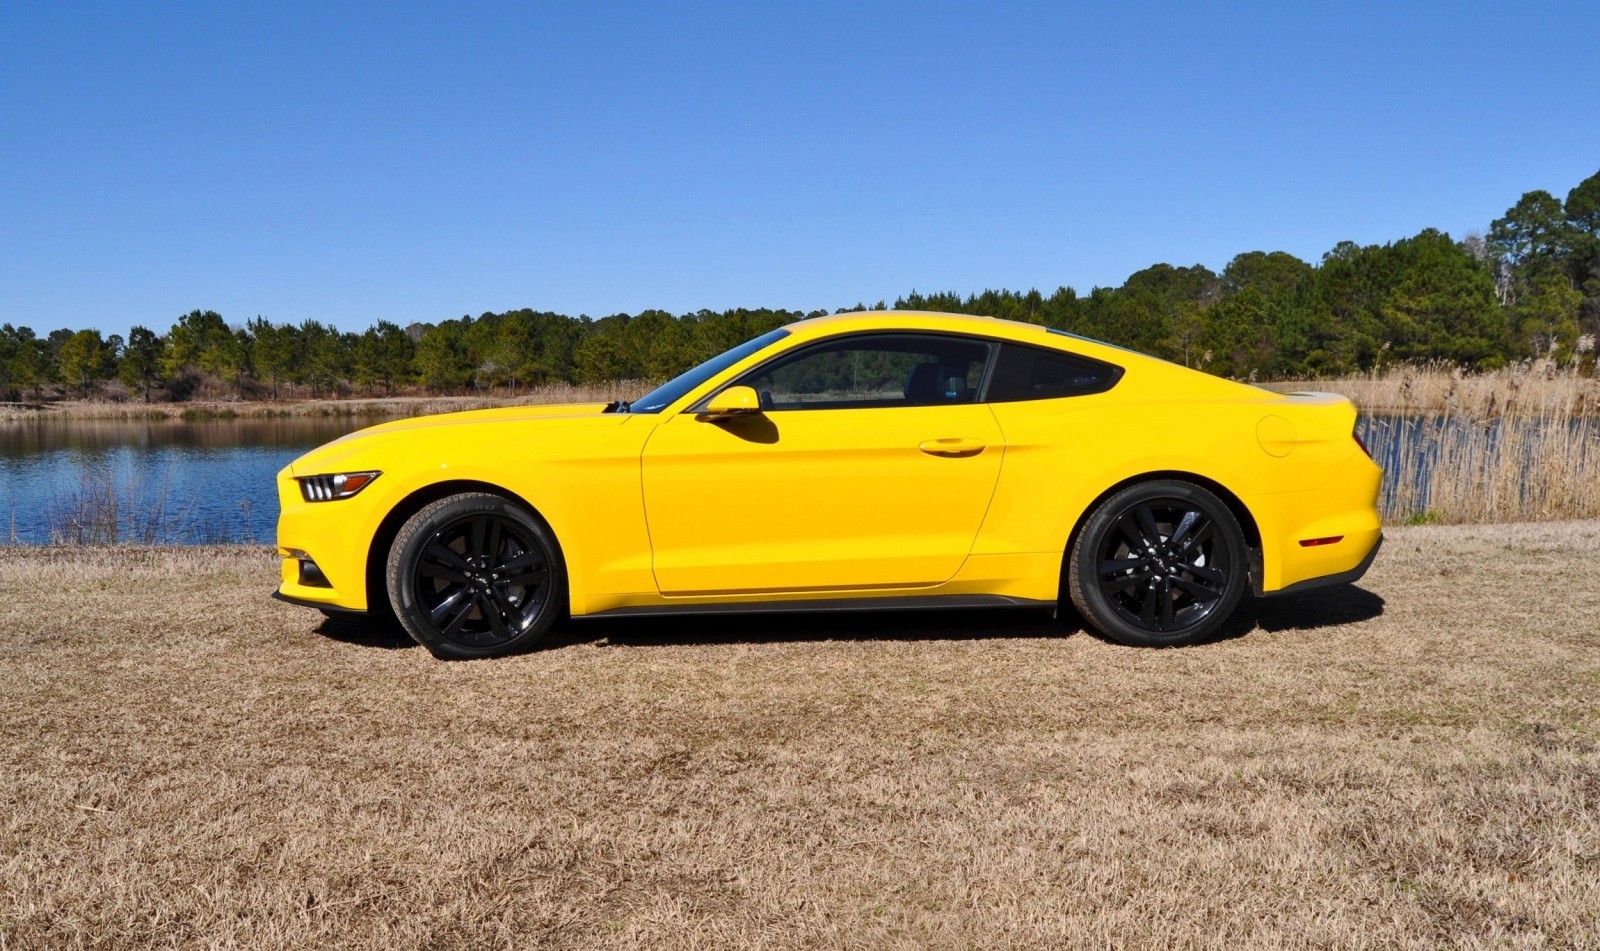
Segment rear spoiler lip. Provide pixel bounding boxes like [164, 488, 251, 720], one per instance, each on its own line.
[1280, 391, 1352, 405]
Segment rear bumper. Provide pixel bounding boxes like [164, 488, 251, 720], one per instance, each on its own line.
[1247, 445, 1383, 592]
[1265, 532, 1382, 597]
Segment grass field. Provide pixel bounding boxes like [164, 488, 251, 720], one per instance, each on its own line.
[3, 522, 1599, 949]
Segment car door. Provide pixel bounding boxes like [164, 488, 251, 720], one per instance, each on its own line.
[640, 332, 1005, 595]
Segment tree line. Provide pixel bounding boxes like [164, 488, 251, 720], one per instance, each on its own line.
[3, 168, 1597, 403]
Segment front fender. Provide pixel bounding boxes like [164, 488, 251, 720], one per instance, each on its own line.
[275, 414, 657, 612]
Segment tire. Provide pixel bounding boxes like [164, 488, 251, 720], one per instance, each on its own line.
[1068, 480, 1248, 647]
[386, 492, 565, 659]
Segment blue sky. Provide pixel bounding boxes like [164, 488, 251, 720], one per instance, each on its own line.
[3, 1, 1597, 338]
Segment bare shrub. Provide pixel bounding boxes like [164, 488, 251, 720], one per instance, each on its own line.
[43, 466, 177, 545]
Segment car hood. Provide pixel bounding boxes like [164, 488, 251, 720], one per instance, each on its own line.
[284, 403, 629, 477]
[341, 402, 615, 437]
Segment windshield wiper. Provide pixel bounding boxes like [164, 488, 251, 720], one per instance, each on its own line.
[603, 400, 631, 414]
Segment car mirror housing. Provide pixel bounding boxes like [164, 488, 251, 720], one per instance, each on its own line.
[698, 385, 762, 420]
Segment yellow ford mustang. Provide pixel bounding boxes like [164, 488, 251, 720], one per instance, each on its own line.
[275, 311, 1382, 658]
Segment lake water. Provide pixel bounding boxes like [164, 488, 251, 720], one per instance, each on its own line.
[0, 411, 1568, 544]
[0, 417, 373, 544]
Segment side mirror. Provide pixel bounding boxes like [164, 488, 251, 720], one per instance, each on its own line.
[698, 385, 762, 421]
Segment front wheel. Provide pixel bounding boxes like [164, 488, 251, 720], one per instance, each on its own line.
[1068, 481, 1248, 647]
[386, 493, 565, 659]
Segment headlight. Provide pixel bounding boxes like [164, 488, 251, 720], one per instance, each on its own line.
[296, 471, 381, 502]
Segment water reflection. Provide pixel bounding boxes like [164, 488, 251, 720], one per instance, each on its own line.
[0, 416, 368, 453]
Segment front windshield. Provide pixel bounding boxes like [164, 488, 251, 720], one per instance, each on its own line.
[623, 327, 791, 413]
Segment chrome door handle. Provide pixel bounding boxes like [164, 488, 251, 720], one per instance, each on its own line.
[918, 438, 986, 458]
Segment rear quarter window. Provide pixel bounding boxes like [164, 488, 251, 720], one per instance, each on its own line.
[984, 343, 1123, 402]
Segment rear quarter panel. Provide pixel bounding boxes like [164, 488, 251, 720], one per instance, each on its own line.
[975, 363, 1373, 595]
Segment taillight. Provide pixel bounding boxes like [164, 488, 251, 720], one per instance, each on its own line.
[1353, 427, 1371, 459]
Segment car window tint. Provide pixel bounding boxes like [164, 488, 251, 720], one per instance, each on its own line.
[985, 343, 1122, 402]
[735, 334, 992, 410]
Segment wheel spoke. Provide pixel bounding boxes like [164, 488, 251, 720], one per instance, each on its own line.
[435, 590, 476, 636]
[1175, 522, 1214, 558]
[1115, 514, 1151, 550]
[425, 541, 471, 571]
[1177, 561, 1225, 585]
[1172, 576, 1223, 602]
[1135, 506, 1163, 546]
[492, 585, 532, 633]
[1099, 558, 1142, 579]
[468, 517, 488, 559]
[479, 593, 510, 639]
[418, 560, 471, 584]
[1168, 511, 1201, 547]
[1138, 583, 1158, 626]
[1101, 570, 1155, 594]
[428, 586, 471, 624]
[487, 518, 503, 564]
[1157, 581, 1175, 628]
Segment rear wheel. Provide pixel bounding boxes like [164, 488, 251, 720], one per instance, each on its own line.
[386, 493, 564, 659]
[1068, 480, 1247, 647]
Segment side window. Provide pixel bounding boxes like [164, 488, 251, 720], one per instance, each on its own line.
[732, 334, 993, 410]
[985, 343, 1122, 402]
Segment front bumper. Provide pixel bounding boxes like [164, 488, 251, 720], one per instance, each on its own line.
[274, 466, 381, 611]
[272, 590, 366, 614]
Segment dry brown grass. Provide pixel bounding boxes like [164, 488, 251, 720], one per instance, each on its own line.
[3, 524, 1599, 948]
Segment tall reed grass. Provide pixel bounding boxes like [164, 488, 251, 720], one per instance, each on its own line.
[1269, 359, 1600, 417]
[1313, 361, 1600, 524]
[1362, 413, 1600, 524]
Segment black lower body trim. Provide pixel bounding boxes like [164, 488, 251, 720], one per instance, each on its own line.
[272, 590, 367, 614]
[1266, 533, 1383, 598]
[579, 594, 1055, 620]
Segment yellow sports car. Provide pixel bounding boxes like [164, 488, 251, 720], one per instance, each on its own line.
[275, 311, 1382, 658]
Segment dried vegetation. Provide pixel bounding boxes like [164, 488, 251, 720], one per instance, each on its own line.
[1269, 362, 1600, 524]
[3, 522, 1598, 948]
[1268, 360, 1600, 419]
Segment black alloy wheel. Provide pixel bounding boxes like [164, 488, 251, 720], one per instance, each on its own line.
[1068, 480, 1248, 647]
[387, 492, 564, 659]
